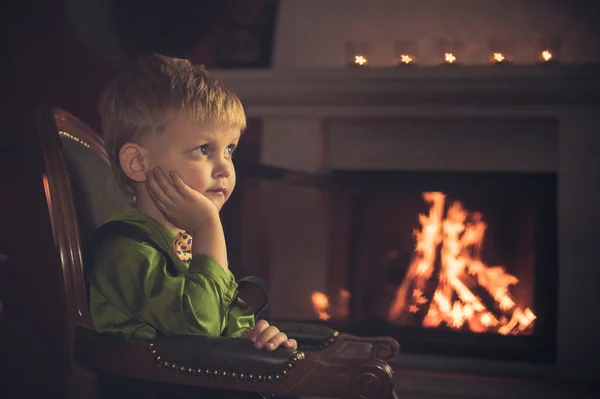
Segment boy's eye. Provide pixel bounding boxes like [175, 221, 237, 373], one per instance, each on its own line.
[226, 145, 236, 157]
[193, 144, 209, 156]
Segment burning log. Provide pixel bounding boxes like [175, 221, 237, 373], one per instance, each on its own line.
[414, 244, 444, 325]
[465, 276, 510, 322]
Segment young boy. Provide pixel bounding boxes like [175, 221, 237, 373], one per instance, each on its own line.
[87, 54, 296, 354]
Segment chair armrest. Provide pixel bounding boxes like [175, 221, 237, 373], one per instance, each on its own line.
[274, 321, 401, 362]
[73, 326, 395, 399]
[275, 320, 339, 348]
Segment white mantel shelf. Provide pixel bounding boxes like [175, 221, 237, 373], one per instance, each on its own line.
[213, 65, 600, 114]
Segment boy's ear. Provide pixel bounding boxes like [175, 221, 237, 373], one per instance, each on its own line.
[119, 142, 149, 183]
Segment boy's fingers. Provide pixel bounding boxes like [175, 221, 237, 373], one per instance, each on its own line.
[146, 182, 166, 209]
[253, 320, 270, 336]
[282, 339, 297, 350]
[170, 171, 191, 199]
[255, 326, 280, 348]
[242, 328, 253, 339]
[149, 191, 166, 211]
[146, 172, 172, 206]
[153, 168, 176, 200]
[265, 333, 287, 351]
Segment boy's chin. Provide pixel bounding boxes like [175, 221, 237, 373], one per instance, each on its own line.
[203, 193, 226, 211]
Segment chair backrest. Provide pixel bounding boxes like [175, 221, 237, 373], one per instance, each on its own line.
[38, 108, 132, 331]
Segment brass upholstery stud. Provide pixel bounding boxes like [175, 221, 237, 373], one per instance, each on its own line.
[146, 345, 301, 382]
[58, 130, 91, 148]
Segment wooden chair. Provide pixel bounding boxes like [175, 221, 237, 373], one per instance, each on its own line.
[35, 107, 397, 398]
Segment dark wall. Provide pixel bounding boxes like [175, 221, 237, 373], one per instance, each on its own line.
[0, 0, 267, 396]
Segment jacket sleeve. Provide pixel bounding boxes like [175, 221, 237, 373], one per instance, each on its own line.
[223, 292, 256, 338]
[88, 236, 238, 336]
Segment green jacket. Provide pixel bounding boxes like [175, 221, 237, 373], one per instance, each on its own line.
[86, 204, 255, 342]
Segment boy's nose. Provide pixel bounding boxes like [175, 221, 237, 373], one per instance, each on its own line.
[213, 163, 231, 178]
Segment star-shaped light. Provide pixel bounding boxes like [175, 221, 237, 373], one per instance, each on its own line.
[354, 55, 368, 66]
[444, 52, 456, 63]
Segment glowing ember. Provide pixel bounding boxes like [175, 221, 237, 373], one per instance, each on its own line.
[541, 50, 553, 62]
[444, 53, 456, 63]
[354, 55, 368, 66]
[387, 192, 536, 335]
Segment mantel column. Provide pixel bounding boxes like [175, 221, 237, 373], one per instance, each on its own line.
[556, 109, 600, 380]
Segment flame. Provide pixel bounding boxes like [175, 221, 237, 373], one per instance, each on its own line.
[388, 192, 536, 335]
[311, 289, 351, 321]
[541, 50, 552, 62]
[311, 291, 331, 320]
[354, 55, 368, 66]
[444, 53, 456, 63]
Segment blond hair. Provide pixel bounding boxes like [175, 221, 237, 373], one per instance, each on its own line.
[99, 54, 246, 195]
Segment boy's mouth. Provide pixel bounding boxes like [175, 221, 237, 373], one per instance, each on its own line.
[206, 187, 226, 195]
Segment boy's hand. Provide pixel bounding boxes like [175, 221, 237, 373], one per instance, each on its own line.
[242, 320, 298, 351]
[146, 167, 220, 233]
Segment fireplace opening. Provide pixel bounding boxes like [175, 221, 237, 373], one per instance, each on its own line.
[319, 171, 558, 363]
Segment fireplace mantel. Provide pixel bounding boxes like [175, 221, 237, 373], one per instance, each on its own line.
[215, 66, 600, 397]
[214, 65, 600, 112]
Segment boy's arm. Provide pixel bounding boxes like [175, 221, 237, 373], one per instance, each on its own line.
[223, 296, 256, 338]
[89, 237, 237, 336]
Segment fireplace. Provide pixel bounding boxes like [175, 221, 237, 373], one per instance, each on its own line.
[319, 171, 558, 363]
[216, 66, 600, 392]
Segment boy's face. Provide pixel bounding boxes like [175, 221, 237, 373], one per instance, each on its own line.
[143, 117, 240, 211]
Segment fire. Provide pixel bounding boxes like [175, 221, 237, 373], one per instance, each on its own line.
[311, 291, 331, 320]
[388, 192, 536, 335]
[311, 289, 350, 321]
